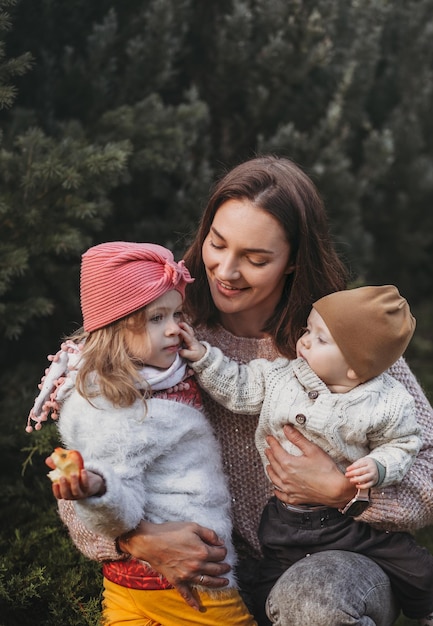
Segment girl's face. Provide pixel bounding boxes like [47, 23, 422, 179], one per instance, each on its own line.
[124, 290, 184, 369]
[202, 199, 294, 335]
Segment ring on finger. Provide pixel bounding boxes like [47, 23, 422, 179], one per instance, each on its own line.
[273, 483, 283, 492]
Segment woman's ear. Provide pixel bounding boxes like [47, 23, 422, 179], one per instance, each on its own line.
[285, 263, 296, 275]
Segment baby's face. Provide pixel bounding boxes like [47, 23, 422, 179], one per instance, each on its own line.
[296, 308, 353, 390]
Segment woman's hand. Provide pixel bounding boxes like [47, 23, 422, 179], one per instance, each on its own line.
[265, 425, 355, 508]
[117, 520, 231, 610]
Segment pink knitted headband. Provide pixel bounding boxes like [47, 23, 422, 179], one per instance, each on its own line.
[80, 241, 194, 332]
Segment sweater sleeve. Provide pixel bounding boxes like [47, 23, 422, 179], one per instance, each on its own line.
[58, 499, 121, 562]
[365, 382, 422, 486]
[72, 457, 146, 539]
[57, 392, 152, 539]
[360, 357, 433, 531]
[191, 342, 274, 413]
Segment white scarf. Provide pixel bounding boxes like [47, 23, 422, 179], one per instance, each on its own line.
[138, 354, 188, 391]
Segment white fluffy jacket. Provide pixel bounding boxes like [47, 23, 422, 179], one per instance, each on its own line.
[192, 347, 422, 487]
[55, 369, 238, 586]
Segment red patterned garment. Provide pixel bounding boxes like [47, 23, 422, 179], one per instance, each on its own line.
[102, 559, 174, 590]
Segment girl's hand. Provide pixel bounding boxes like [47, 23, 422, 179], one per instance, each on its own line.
[45, 456, 105, 500]
[178, 322, 206, 362]
[345, 457, 378, 489]
[117, 520, 231, 610]
[265, 425, 355, 508]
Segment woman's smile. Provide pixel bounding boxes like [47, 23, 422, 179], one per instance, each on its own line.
[215, 279, 248, 295]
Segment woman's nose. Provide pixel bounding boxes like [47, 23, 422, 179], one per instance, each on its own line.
[216, 253, 241, 280]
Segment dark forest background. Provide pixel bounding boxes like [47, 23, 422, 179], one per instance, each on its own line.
[0, 1, 432, 624]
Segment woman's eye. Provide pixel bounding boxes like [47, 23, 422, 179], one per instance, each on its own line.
[248, 257, 268, 267]
[209, 240, 224, 250]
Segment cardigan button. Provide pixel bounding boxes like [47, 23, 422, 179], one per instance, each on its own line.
[308, 390, 319, 399]
[295, 413, 306, 425]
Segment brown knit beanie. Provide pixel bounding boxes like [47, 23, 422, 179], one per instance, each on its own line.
[312, 285, 416, 381]
[80, 242, 194, 332]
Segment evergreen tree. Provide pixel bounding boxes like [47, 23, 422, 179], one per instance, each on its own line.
[1, 1, 432, 623]
[0, 3, 129, 623]
[360, 0, 433, 301]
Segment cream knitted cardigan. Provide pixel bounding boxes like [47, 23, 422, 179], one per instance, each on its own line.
[58, 324, 433, 562]
[191, 348, 422, 488]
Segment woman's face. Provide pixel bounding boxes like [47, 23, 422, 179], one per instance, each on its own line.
[202, 198, 294, 334]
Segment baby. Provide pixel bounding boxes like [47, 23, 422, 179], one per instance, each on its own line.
[180, 285, 433, 626]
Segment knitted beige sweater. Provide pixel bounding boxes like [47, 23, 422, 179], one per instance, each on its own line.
[58, 324, 433, 562]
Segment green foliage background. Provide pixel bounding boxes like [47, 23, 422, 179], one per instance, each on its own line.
[0, 1, 432, 623]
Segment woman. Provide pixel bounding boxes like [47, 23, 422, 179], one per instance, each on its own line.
[58, 155, 433, 625]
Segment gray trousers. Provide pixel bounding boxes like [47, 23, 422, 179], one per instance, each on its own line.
[266, 550, 399, 626]
[252, 496, 433, 625]
[236, 548, 399, 626]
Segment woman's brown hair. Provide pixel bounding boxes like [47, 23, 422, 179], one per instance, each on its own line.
[183, 155, 348, 358]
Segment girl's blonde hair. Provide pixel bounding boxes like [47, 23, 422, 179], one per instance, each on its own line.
[71, 308, 151, 408]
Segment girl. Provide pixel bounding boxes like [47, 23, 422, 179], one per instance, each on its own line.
[27, 241, 257, 626]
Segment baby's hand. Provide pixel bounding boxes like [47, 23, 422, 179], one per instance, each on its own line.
[178, 322, 206, 362]
[345, 457, 378, 489]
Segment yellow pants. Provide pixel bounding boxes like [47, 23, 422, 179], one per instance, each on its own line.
[102, 577, 258, 626]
